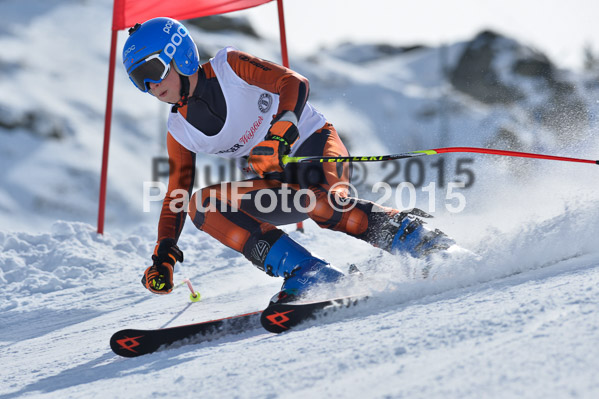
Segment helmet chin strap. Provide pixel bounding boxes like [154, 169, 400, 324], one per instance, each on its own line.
[171, 74, 190, 112]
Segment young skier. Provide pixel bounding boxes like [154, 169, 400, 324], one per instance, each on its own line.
[123, 17, 456, 303]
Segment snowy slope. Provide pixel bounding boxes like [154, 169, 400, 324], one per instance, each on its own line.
[1, 211, 598, 398]
[1, 0, 599, 398]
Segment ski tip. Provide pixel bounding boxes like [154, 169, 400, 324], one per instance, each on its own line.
[260, 311, 292, 334]
[110, 329, 156, 358]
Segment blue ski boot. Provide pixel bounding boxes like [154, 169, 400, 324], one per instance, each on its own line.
[379, 209, 456, 258]
[263, 235, 345, 303]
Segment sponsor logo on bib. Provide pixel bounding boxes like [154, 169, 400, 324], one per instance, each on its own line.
[258, 93, 273, 113]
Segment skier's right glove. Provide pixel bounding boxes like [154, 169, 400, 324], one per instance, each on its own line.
[141, 238, 184, 295]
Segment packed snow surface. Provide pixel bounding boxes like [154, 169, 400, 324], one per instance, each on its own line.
[1, 192, 599, 398]
[1, 0, 599, 398]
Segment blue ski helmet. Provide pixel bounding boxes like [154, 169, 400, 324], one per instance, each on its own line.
[123, 17, 200, 92]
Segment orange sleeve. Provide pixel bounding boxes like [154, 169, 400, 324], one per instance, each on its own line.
[157, 125, 196, 243]
[226, 50, 309, 120]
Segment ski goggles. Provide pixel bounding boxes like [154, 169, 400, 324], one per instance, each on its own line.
[128, 53, 171, 92]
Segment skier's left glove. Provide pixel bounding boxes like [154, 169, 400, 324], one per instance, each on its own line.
[141, 238, 184, 295]
[248, 113, 299, 177]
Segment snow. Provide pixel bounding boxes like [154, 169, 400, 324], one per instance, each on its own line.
[2, 218, 599, 398]
[1, 1, 599, 398]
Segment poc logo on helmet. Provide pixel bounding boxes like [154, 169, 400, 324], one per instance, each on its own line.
[163, 20, 174, 34]
[164, 25, 188, 58]
[123, 44, 136, 58]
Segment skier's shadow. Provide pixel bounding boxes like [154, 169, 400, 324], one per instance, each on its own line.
[0, 328, 269, 399]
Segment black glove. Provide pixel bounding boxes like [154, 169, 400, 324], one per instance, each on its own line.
[141, 238, 184, 294]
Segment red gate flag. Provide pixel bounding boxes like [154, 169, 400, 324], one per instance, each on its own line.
[112, 0, 273, 30]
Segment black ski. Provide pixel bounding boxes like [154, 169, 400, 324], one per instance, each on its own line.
[110, 310, 262, 357]
[260, 296, 367, 334]
[111, 295, 368, 357]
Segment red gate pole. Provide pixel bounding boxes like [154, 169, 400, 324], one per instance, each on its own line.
[276, 0, 289, 68]
[98, 28, 118, 235]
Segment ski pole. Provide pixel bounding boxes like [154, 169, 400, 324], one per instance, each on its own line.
[176, 278, 201, 303]
[282, 147, 599, 166]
